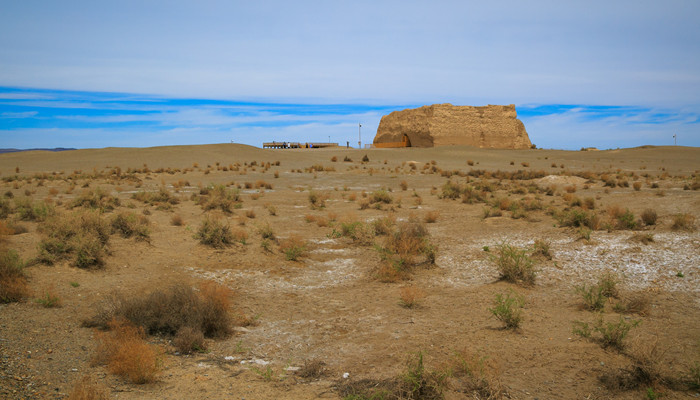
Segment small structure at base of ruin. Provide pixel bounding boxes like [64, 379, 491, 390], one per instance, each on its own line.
[263, 142, 339, 149]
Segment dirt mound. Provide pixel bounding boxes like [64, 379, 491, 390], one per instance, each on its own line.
[373, 103, 532, 149]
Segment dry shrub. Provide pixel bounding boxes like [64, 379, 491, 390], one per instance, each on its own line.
[245, 209, 256, 219]
[347, 193, 357, 202]
[231, 228, 248, 244]
[630, 232, 654, 245]
[565, 185, 577, 193]
[71, 188, 120, 212]
[195, 215, 233, 248]
[35, 285, 62, 308]
[304, 214, 316, 223]
[671, 213, 696, 231]
[93, 318, 161, 384]
[399, 180, 408, 191]
[38, 211, 110, 269]
[197, 185, 239, 213]
[67, 376, 108, 400]
[448, 349, 504, 399]
[338, 352, 445, 400]
[0, 249, 30, 303]
[599, 337, 666, 392]
[111, 211, 150, 241]
[279, 234, 307, 261]
[633, 181, 642, 191]
[614, 292, 651, 316]
[297, 359, 328, 380]
[315, 216, 329, 227]
[399, 286, 426, 308]
[641, 209, 657, 226]
[86, 281, 234, 339]
[173, 326, 207, 354]
[170, 214, 184, 226]
[424, 210, 439, 224]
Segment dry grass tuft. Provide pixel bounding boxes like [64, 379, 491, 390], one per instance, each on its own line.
[423, 210, 439, 224]
[399, 286, 426, 308]
[170, 214, 184, 226]
[671, 213, 696, 231]
[67, 376, 108, 400]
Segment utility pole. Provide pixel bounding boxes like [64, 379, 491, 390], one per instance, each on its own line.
[358, 123, 362, 149]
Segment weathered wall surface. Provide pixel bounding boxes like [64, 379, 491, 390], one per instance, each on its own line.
[373, 104, 532, 149]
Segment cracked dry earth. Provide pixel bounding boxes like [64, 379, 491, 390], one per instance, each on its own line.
[1, 144, 699, 399]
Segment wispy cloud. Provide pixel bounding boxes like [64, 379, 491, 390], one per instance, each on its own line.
[1, 87, 698, 150]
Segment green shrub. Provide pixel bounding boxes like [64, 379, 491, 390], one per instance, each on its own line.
[575, 284, 606, 311]
[616, 209, 638, 230]
[490, 243, 536, 286]
[489, 290, 524, 330]
[14, 198, 53, 221]
[573, 316, 640, 350]
[195, 216, 233, 248]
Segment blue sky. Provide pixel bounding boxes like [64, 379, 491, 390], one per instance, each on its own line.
[1, 1, 699, 149]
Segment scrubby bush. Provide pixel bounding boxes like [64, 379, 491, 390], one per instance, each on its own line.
[195, 215, 233, 248]
[14, 197, 54, 221]
[111, 211, 150, 241]
[196, 185, 239, 213]
[0, 249, 29, 303]
[370, 189, 393, 204]
[555, 208, 599, 229]
[71, 188, 120, 212]
[38, 211, 110, 269]
[133, 186, 180, 209]
[490, 243, 536, 286]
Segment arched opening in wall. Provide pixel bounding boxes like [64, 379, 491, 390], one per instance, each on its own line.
[402, 134, 412, 147]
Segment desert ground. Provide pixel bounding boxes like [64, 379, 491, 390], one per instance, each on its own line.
[0, 144, 699, 400]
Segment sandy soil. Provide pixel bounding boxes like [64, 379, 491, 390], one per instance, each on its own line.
[1, 144, 699, 399]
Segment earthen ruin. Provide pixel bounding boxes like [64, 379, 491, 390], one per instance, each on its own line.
[373, 104, 532, 149]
